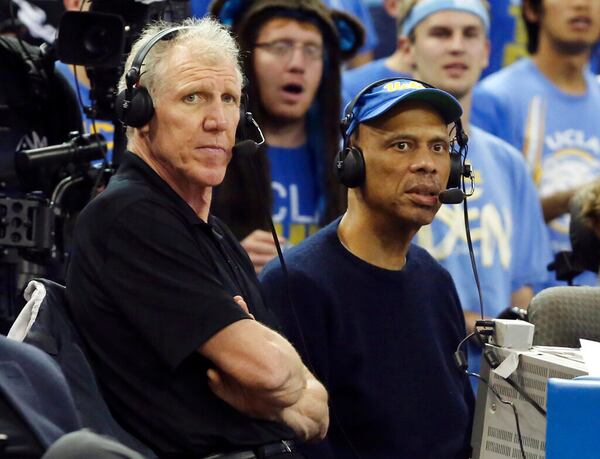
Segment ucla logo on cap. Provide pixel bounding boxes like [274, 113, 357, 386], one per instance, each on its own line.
[383, 81, 425, 92]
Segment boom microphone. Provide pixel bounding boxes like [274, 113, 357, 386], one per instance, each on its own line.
[232, 140, 258, 156]
[233, 112, 265, 157]
[438, 188, 465, 204]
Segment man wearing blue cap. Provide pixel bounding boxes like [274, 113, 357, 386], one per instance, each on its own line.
[260, 78, 474, 458]
[399, 0, 552, 389]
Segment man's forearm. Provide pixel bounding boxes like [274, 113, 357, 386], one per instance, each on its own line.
[510, 286, 533, 309]
[541, 189, 577, 222]
[204, 320, 308, 420]
[464, 310, 485, 334]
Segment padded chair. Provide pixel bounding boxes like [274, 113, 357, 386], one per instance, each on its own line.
[0, 334, 81, 457]
[7, 278, 156, 458]
[528, 286, 600, 347]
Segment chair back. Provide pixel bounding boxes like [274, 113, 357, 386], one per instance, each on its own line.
[528, 286, 600, 347]
[0, 334, 81, 454]
[8, 278, 156, 458]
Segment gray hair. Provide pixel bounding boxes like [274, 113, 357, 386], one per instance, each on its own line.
[118, 17, 244, 108]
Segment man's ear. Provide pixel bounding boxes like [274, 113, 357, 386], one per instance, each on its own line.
[139, 123, 150, 137]
[401, 36, 417, 71]
[397, 35, 410, 53]
[522, 0, 540, 24]
[482, 38, 491, 70]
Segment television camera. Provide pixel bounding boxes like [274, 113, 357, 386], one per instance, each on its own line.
[0, 0, 190, 331]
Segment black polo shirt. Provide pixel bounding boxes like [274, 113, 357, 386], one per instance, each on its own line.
[66, 152, 294, 457]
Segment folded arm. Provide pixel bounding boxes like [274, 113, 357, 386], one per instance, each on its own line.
[202, 318, 307, 418]
[202, 298, 328, 441]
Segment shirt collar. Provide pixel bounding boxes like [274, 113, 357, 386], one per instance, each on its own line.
[118, 151, 218, 233]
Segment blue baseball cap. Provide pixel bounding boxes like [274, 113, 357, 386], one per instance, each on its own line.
[402, 0, 490, 37]
[343, 78, 463, 138]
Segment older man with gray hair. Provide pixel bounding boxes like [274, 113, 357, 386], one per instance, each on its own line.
[66, 17, 327, 459]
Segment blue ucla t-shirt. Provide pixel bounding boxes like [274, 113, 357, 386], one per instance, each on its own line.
[472, 58, 600, 285]
[55, 62, 115, 163]
[267, 145, 320, 245]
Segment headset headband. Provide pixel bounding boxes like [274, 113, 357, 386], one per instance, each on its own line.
[341, 77, 403, 149]
[125, 25, 191, 89]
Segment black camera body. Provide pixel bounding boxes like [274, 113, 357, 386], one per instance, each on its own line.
[0, 0, 190, 330]
[57, 0, 189, 121]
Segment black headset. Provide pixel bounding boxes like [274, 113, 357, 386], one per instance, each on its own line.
[334, 77, 469, 190]
[114, 25, 260, 155]
[115, 26, 186, 128]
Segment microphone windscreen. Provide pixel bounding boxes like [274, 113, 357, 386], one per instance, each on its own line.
[439, 188, 464, 204]
[232, 140, 257, 157]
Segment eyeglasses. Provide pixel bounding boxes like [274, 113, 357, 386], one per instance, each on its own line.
[254, 40, 324, 61]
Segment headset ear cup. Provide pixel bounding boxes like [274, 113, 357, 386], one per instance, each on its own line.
[335, 146, 365, 188]
[127, 87, 155, 127]
[447, 151, 463, 189]
[117, 86, 154, 128]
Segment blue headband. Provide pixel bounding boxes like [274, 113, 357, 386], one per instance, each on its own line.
[402, 0, 490, 37]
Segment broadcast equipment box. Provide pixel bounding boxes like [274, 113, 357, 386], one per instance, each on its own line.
[471, 345, 587, 459]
